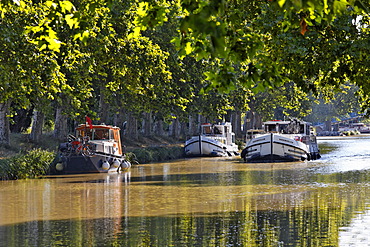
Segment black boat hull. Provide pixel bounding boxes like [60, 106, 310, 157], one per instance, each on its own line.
[51, 153, 131, 174]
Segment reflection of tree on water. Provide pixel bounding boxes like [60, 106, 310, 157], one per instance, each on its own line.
[0, 173, 132, 246]
[1, 183, 367, 246]
[124, 185, 367, 247]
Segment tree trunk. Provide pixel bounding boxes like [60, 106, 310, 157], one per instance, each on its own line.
[113, 110, 124, 128]
[0, 101, 11, 145]
[99, 87, 110, 124]
[188, 115, 197, 136]
[224, 111, 231, 123]
[231, 111, 242, 138]
[29, 110, 44, 142]
[245, 110, 263, 130]
[179, 121, 187, 138]
[142, 112, 152, 136]
[53, 107, 68, 140]
[196, 114, 206, 134]
[324, 120, 332, 131]
[255, 113, 262, 129]
[169, 117, 180, 138]
[153, 119, 165, 136]
[126, 112, 138, 140]
[10, 106, 33, 133]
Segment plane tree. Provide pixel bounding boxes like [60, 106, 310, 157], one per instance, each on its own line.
[1, 0, 369, 145]
[306, 84, 361, 126]
[0, 2, 71, 144]
[132, 0, 369, 107]
[245, 82, 313, 129]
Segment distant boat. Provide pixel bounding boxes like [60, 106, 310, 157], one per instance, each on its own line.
[241, 119, 321, 162]
[352, 123, 370, 134]
[51, 124, 131, 174]
[184, 122, 239, 157]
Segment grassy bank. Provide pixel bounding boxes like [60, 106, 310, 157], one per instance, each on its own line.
[0, 133, 58, 180]
[0, 133, 185, 180]
[129, 145, 185, 164]
[122, 135, 185, 163]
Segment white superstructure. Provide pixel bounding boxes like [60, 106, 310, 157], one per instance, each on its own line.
[185, 122, 239, 157]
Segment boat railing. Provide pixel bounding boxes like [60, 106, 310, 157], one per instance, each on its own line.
[59, 139, 94, 157]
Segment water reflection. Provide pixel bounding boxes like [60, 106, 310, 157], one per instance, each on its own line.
[1, 137, 370, 246]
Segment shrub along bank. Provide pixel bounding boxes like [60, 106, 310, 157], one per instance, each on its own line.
[0, 149, 55, 180]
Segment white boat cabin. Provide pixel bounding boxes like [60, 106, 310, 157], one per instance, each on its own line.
[263, 120, 311, 135]
[75, 124, 123, 156]
[201, 123, 236, 145]
[246, 120, 314, 140]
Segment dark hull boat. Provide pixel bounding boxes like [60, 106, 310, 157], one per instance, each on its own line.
[51, 124, 131, 174]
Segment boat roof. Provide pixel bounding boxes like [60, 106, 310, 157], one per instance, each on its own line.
[263, 120, 311, 125]
[201, 122, 232, 126]
[246, 129, 265, 133]
[76, 124, 121, 130]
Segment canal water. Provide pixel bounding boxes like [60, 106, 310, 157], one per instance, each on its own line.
[1, 136, 370, 246]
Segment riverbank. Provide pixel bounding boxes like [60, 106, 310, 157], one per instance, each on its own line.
[0, 133, 185, 180]
[121, 135, 185, 163]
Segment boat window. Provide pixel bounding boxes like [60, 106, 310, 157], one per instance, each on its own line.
[76, 129, 93, 139]
[266, 124, 277, 132]
[279, 124, 288, 133]
[93, 129, 110, 140]
[214, 126, 222, 134]
[202, 126, 212, 135]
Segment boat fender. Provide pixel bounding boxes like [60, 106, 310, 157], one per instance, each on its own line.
[112, 159, 120, 168]
[311, 153, 316, 160]
[307, 153, 311, 161]
[102, 161, 110, 170]
[121, 161, 131, 169]
[241, 149, 248, 159]
[55, 163, 64, 171]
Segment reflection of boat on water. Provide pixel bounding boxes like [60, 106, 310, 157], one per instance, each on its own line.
[184, 122, 239, 157]
[241, 119, 321, 162]
[51, 123, 131, 174]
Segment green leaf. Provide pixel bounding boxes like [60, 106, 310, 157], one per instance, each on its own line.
[278, 0, 286, 8]
[60, 1, 75, 13]
[185, 42, 193, 55]
[45, 1, 57, 9]
[47, 38, 61, 52]
[65, 14, 78, 29]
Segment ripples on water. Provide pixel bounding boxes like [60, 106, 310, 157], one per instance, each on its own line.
[314, 136, 370, 174]
[1, 136, 370, 246]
